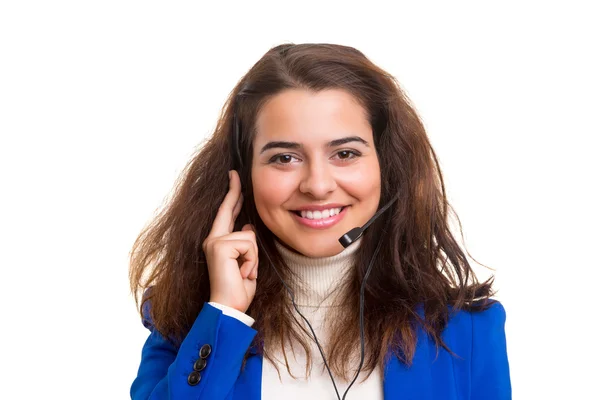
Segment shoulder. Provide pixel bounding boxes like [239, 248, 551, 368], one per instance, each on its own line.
[464, 301, 511, 396]
[471, 300, 506, 326]
[441, 300, 508, 354]
[445, 299, 506, 331]
[467, 300, 508, 354]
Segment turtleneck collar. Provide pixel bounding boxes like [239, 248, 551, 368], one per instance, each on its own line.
[274, 238, 363, 308]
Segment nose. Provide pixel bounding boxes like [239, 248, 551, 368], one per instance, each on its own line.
[298, 160, 337, 199]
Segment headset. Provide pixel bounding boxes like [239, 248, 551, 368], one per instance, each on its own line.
[231, 95, 398, 400]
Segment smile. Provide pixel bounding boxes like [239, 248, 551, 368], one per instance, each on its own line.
[290, 206, 348, 229]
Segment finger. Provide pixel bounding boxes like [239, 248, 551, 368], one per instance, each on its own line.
[218, 230, 256, 243]
[209, 170, 242, 237]
[241, 224, 254, 232]
[241, 224, 258, 280]
[243, 275, 257, 295]
[209, 239, 257, 279]
[229, 193, 244, 232]
[234, 241, 257, 279]
[239, 258, 256, 279]
[240, 224, 258, 275]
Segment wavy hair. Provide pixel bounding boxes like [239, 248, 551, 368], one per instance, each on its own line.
[129, 42, 495, 381]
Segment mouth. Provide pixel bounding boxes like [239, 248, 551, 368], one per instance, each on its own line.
[291, 206, 347, 219]
[289, 206, 349, 229]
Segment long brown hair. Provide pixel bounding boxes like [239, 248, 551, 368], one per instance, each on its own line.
[129, 43, 495, 380]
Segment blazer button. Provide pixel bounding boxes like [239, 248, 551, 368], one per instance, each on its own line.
[187, 370, 201, 386]
[199, 344, 212, 359]
[194, 358, 207, 371]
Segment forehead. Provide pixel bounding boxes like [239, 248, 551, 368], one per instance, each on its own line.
[254, 89, 372, 147]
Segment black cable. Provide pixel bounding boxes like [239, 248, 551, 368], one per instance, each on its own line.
[257, 234, 342, 400]
[341, 236, 384, 399]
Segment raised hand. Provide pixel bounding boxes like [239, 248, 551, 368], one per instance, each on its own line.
[202, 170, 258, 313]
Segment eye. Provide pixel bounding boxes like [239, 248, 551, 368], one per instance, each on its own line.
[268, 154, 300, 164]
[334, 150, 361, 161]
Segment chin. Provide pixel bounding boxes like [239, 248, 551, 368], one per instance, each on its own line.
[292, 237, 345, 258]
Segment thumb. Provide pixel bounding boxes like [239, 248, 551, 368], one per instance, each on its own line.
[241, 223, 258, 280]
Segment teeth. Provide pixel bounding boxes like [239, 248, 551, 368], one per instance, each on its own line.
[300, 207, 342, 220]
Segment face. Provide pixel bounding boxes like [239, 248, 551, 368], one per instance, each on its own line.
[251, 89, 381, 257]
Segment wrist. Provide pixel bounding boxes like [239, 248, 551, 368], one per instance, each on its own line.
[209, 297, 247, 313]
[208, 301, 255, 327]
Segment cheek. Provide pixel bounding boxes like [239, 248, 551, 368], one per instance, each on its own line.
[339, 160, 381, 199]
[251, 169, 296, 213]
[350, 179, 381, 205]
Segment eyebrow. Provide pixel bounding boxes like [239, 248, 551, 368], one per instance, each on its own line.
[259, 135, 369, 154]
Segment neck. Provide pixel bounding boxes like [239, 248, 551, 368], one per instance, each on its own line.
[274, 238, 362, 307]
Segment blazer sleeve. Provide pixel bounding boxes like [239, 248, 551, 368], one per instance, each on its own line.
[471, 301, 512, 399]
[130, 300, 258, 400]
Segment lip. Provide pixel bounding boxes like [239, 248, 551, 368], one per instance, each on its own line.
[290, 206, 348, 230]
[293, 203, 347, 212]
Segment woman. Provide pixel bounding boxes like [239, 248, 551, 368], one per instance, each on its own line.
[129, 43, 511, 399]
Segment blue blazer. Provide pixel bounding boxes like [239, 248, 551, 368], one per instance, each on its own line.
[131, 301, 511, 399]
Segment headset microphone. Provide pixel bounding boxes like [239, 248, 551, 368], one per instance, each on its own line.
[338, 194, 399, 248]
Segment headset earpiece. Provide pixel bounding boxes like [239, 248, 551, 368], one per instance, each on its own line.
[231, 110, 243, 172]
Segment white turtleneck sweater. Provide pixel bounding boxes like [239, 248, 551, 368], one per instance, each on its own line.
[209, 238, 383, 400]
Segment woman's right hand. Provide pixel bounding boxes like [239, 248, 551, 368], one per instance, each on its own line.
[203, 170, 258, 313]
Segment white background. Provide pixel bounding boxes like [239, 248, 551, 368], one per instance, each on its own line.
[1, 1, 598, 399]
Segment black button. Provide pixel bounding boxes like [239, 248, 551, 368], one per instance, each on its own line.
[194, 358, 207, 371]
[199, 344, 212, 359]
[187, 371, 201, 386]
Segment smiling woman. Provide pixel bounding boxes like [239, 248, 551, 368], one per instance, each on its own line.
[129, 43, 511, 400]
[252, 89, 381, 258]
